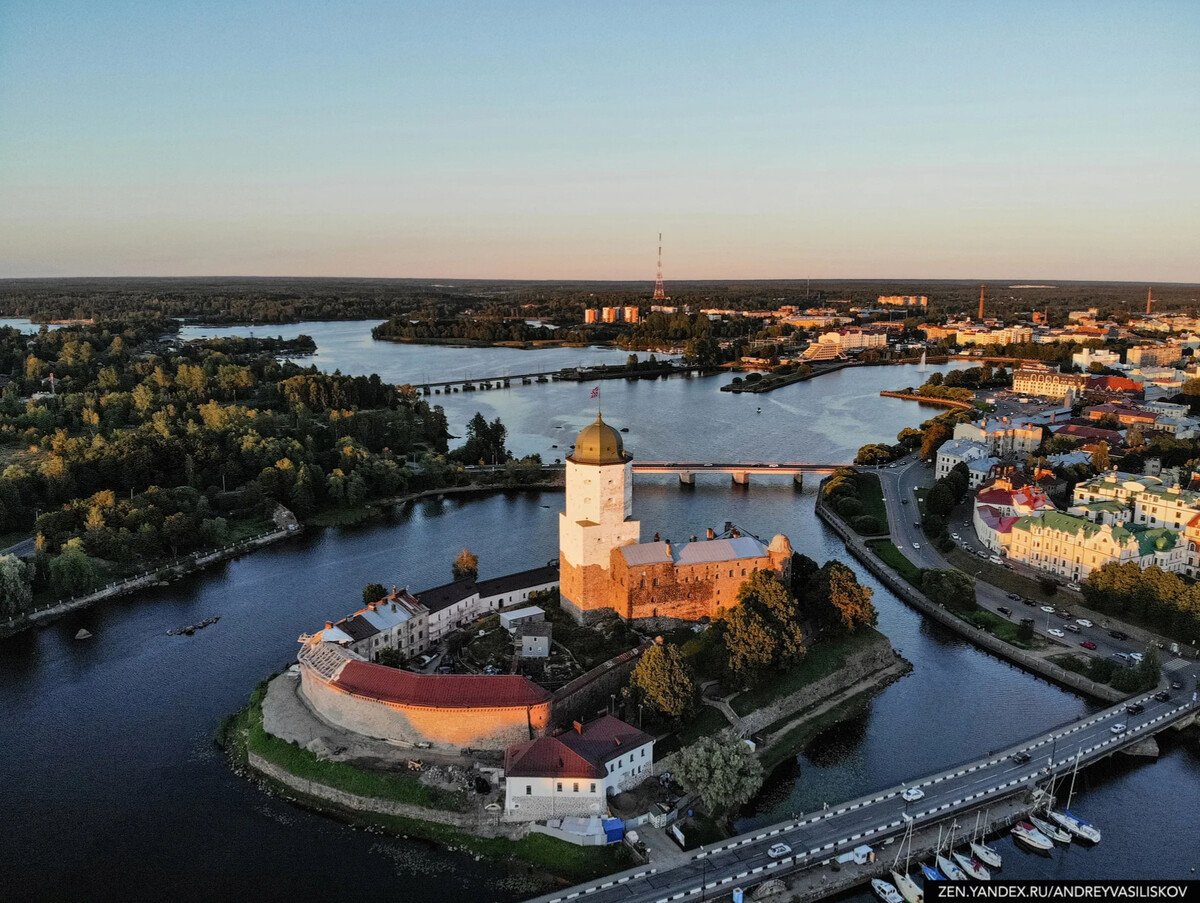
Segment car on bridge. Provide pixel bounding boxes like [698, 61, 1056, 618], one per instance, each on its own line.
[1155, 691, 1172, 702]
[1111, 723, 1127, 734]
[767, 843, 792, 858]
[1126, 702, 1145, 715]
[1011, 751, 1032, 764]
[901, 787, 925, 802]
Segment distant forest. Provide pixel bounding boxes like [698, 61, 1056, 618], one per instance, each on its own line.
[0, 277, 1196, 326]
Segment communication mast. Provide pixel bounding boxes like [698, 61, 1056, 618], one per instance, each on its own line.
[652, 233, 667, 301]
[978, 283, 985, 320]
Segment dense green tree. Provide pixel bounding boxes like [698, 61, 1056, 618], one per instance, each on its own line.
[722, 603, 777, 677]
[921, 569, 976, 611]
[811, 561, 876, 631]
[628, 642, 698, 720]
[362, 582, 387, 606]
[0, 554, 33, 616]
[926, 482, 955, 517]
[674, 730, 764, 816]
[49, 543, 100, 596]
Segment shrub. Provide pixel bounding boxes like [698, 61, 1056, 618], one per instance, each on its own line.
[1038, 576, 1058, 596]
[852, 515, 883, 534]
[836, 497, 865, 518]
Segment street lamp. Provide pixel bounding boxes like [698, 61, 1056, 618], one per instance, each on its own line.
[699, 847, 708, 902]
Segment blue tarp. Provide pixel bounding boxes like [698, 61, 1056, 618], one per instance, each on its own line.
[603, 818, 624, 843]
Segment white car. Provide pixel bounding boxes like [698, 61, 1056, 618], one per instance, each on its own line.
[901, 787, 925, 802]
[1076, 619, 1093, 628]
[1040, 605, 1057, 613]
[951, 533, 960, 540]
[1110, 723, 1127, 734]
[1047, 628, 1066, 638]
[1128, 652, 1144, 663]
[1067, 583, 1081, 591]
[767, 843, 792, 858]
[913, 542, 921, 550]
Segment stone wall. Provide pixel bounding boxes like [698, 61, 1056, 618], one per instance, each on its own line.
[248, 752, 528, 838]
[739, 631, 901, 736]
[550, 641, 652, 728]
[299, 667, 550, 750]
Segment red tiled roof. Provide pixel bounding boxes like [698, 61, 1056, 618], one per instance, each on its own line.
[505, 737, 607, 779]
[559, 715, 653, 766]
[1053, 424, 1124, 441]
[334, 661, 551, 709]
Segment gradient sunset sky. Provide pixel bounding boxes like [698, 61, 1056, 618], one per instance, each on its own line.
[1, 1, 1197, 281]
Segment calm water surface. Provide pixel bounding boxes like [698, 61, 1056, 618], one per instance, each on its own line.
[3, 322, 1196, 901]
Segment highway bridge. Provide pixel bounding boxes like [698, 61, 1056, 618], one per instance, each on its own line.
[631, 462, 850, 486]
[524, 665, 1198, 903]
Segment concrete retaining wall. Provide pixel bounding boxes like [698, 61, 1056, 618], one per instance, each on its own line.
[815, 487, 1126, 704]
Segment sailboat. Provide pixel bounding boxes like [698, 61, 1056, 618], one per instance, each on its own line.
[890, 821, 924, 903]
[952, 850, 991, 881]
[1048, 749, 1101, 844]
[935, 825, 968, 881]
[873, 879, 906, 903]
[921, 863, 947, 882]
[1030, 814, 1071, 845]
[964, 811, 1003, 869]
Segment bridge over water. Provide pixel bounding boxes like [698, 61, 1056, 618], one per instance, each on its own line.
[524, 661, 1198, 903]
[631, 462, 850, 486]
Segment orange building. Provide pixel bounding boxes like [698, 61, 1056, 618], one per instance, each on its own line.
[558, 415, 792, 623]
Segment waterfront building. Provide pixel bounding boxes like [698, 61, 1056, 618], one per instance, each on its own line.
[558, 414, 792, 623]
[504, 715, 653, 819]
[601, 307, 622, 323]
[318, 588, 430, 662]
[623, 306, 640, 324]
[816, 327, 888, 354]
[1012, 364, 1088, 402]
[877, 295, 928, 307]
[420, 565, 560, 642]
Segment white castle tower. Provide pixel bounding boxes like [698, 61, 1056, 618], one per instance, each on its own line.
[558, 414, 641, 623]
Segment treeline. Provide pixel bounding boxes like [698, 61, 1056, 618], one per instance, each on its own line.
[1082, 561, 1200, 644]
[372, 317, 593, 345]
[0, 321, 459, 616]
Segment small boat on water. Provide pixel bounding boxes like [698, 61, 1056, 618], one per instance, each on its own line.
[891, 871, 923, 903]
[936, 854, 967, 881]
[74, 628, 92, 640]
[1050, 810, 1101, 843]
[920, 863, 947, 882]
[952, 851, 991, 880]
[1011, 821, 1054, 851]
[873, 878, 905, 903]
[1030, 815, 1071, 844]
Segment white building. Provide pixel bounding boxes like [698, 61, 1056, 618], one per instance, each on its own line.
[421, 565, 561, 642]
[503, 716, 654, 820]
[318, 589, 431, 662]
[1072, 348, 1120, 370]
[935, 438, 990, 481]
[952, 419, 1043, 457]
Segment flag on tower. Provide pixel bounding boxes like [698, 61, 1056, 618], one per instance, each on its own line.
[590, 386, 599, 399]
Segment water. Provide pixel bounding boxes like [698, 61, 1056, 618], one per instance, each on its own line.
[3, 323, 1197, 901]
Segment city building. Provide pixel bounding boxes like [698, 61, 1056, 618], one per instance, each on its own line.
[1012, 364, 1087, 402]
[318, 588, 430, 662]
[504, 715, 654, 819]
[420, 566, 560, 643]
[558, 415, 792, 623]
[971, 477, 1056, 553]
[814, 327, 888, 355]
[601, 307, 622, 323]
[584, 309, 599, 324]
[952, 419, 1043, 457]
[935, 438, 993, 487]
[1006, 512, 1186, 582]
[1127, 344, 1182, 368]
[1072, 348, 1120, 369]
[623, 306, 640, 324]
[878, 295, 928, 307]
[515, 621, 553, 659]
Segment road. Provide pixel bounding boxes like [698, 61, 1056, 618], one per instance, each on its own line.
[873, 456, 1167, 667]
[528, 681, 1198, 903]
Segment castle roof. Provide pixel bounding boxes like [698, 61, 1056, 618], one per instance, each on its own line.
[617, 535, 770, 567]
[570, 414, 628, 466]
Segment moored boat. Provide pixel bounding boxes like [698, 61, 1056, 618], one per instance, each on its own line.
[891, 871, 924, 903]
[1011, 821, 1054, 851]
[921, 863, 947, 882]
[873, 878, 906, 903]
[936, 853, 967, 881]
[1030, 815, 1071, 844]
[1049, 809, 1101, 844]
[970, 841, 1001, 869]
[952, 851, 991, 880]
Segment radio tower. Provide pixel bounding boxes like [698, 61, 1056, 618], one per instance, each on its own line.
[978, 283, 986, 320]
[652, 233, 666, 301]
[1146, 286, 1154, 315]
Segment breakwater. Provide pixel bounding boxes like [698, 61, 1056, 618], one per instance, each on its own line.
[878, 390, 974, 410]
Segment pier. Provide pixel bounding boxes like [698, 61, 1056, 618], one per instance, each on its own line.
[525, 678, 1199, 903]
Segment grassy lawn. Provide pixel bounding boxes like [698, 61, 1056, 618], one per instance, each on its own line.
[943, 547, 1067, 608]
[656, 705, 731, 757]
[729, 628, 884, 716]
[952, 605, 1045, 650]
[855, 473, 888, 526]
[867, 539, 923, 587]
[222, 681, 470, 812]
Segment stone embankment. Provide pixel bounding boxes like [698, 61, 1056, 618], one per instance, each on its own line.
[371, 476, 565, 509]
[815, 486, 1127, 704]
[1, 525, 300, 639]
[721, 362, 851, 394]
[878, 390, 974, 410]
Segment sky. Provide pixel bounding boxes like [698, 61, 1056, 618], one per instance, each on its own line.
[1, 1, 1197, 282]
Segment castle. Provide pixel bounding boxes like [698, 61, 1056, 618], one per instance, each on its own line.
[558, 414, 793, 623]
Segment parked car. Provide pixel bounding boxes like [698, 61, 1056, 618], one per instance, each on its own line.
[1041, 605, 1057, 613]
[768, 843, 792, 858]
[913, 542, 921, 550]
[1065, 624, 1081, 633]
[1007, 592, 1021, 601]
[1080, 640, 1097, 650]
[1076, 619, 1093, 628]
[1067, 583, 1081, 591]
[1171, 681, 1182, 690]
[1056, 610, 1072, 619]
[1047, 628, 1065, 638]
[998, 606, 1013, 617]
[951, 533, 960, 540]
[976, 550, 988, 559]
[1109, 630, 1129, 640]
[1022, 597, 1037, 606]
[1128, 652, 1144, 663]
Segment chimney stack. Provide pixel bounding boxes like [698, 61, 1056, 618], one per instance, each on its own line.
[978, 283, 985, 320]
[573, 720, 583, 734]
[325, 621, 333, 629]
[706, 527, 715, 540]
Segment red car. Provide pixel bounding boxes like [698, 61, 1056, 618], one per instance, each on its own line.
[1080, 640, 1098, 650]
